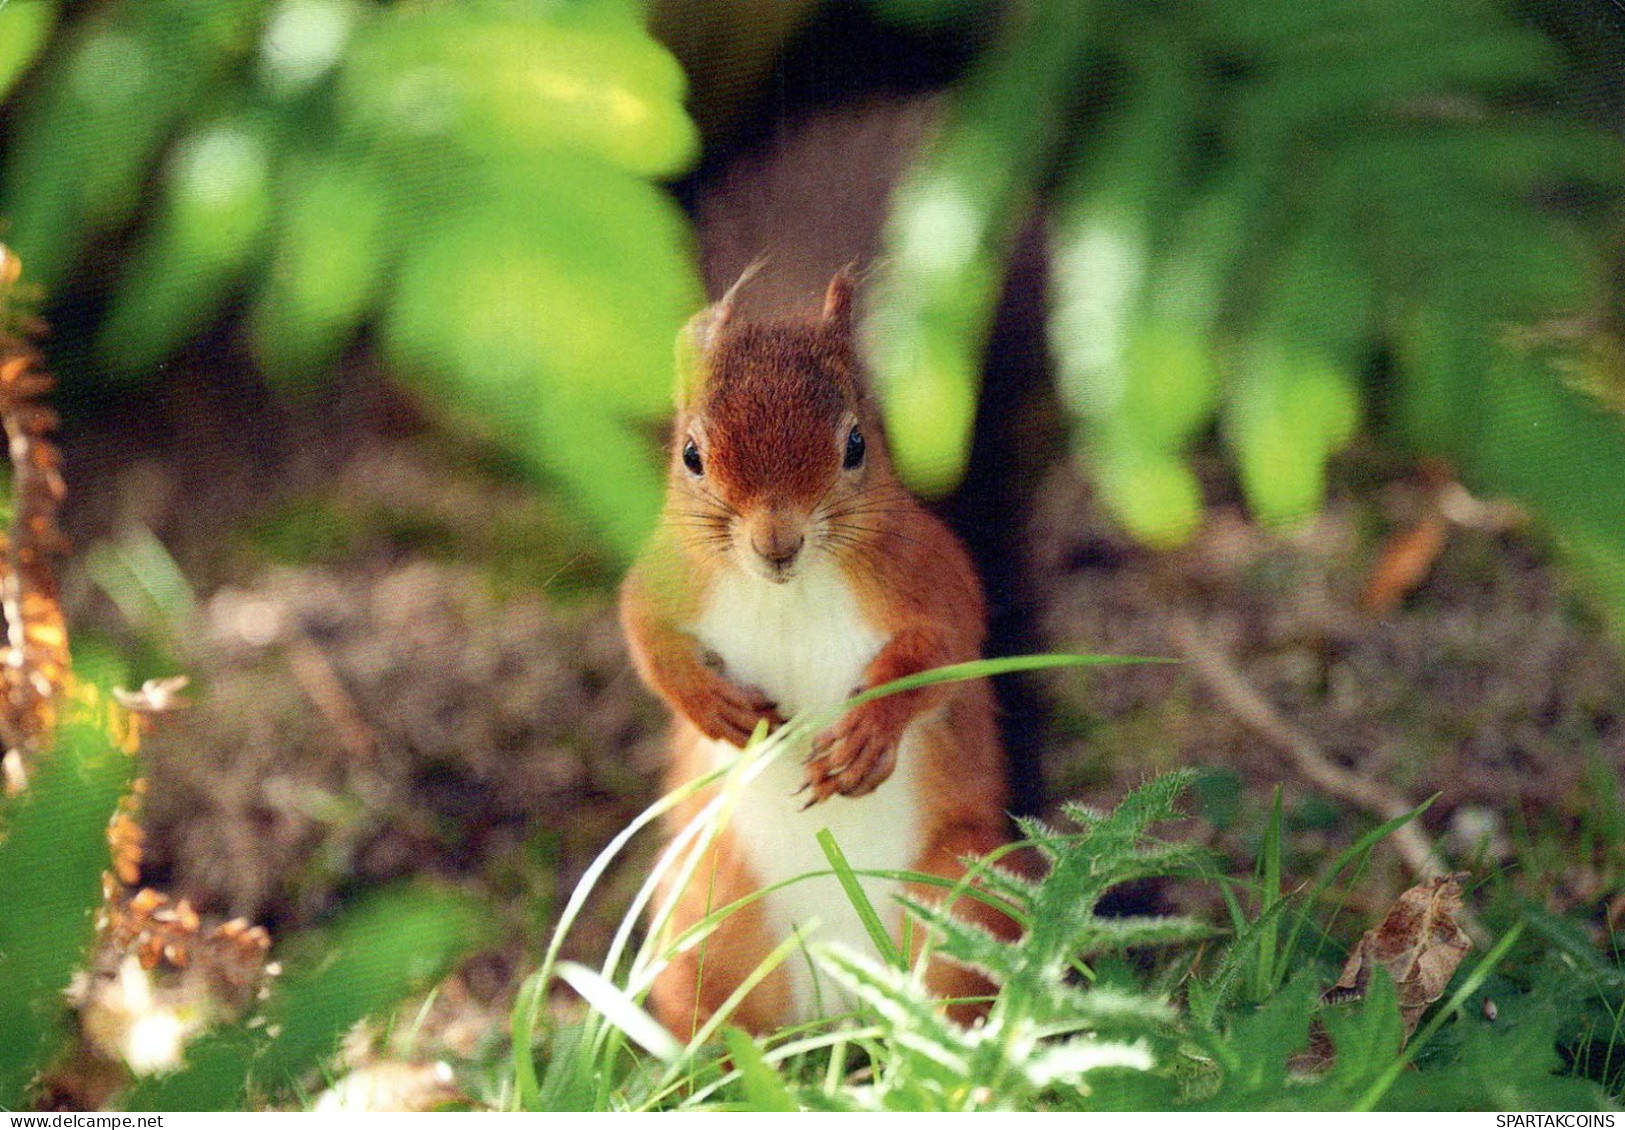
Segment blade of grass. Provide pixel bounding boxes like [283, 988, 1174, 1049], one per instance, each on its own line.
[1255, 787, 1284, 998]
[818, 828, 905, 970]
[1191, 879, 1290, 1032]
[659, 928, 808, 1089]
[1522, 903, 1625, 990]
[1280, 796, 1437, 970]
[848, 653, 1171, 709]
[556, 961, 682, 1064]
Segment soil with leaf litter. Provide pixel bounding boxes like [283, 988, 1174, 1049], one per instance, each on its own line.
[45, 336, 1625, 1082]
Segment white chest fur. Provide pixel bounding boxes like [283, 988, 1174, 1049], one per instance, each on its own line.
[694, 556, 883, 717]
[691, 559, 926, 1021]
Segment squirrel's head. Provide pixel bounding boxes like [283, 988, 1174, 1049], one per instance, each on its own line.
[667, 268, 893, 584]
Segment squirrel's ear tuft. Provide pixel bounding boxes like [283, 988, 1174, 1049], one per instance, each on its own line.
[822, 266, 857, 336]
[675, 261, 762, 405]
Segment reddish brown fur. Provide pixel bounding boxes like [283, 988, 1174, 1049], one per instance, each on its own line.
[621, 271, 1018, 1035]
[700, 328, 853, 510]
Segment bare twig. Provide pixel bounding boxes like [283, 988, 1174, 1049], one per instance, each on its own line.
[285, 633, 378, 763]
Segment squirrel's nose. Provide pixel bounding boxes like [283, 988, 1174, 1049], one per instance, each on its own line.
[753, 532, 804, 569]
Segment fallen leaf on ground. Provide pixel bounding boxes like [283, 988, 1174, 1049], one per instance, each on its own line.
[1325, 871, 1474, 1038]
[1292, 873, 1474, 1075]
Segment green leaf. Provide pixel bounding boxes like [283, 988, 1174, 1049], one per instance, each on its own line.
[1322, 969, 1405, 1096]
[0, 0, 58, 103]
[1227, 344, 1361, 527]
[1088, 443, 1205, 549]
[1197, 973, 1319, 1106]
[0, 719, 136, 1109]
[248, 151, 395, 385]
[381, 153, 700, 559]
[338, 1, 696, 179]
[97, 113, 276, 378]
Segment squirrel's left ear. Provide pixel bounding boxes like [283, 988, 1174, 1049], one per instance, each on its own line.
[822, 266, 857, 336]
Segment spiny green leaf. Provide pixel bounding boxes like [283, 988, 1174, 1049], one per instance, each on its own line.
[814, 945, 972, 1078]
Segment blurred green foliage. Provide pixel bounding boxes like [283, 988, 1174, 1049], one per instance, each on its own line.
[867, 0, 1625, 618]
[5, 0, 1624, 608]
[0, 0, 702, 557]
[125, 887, 484, 1111]
[0, 698, 481, 1109]
[0, 688, 481, 1109]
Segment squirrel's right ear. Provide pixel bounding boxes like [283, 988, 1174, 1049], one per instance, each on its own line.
[675, 261, 761, 405]
[674, 306, 719, 407]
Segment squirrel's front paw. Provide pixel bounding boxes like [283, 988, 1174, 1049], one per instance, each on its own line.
[681, 673, 783, 747]
[803, 700, 906, 805]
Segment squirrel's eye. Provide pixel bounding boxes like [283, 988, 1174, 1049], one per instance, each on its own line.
[843, 425, 865, 470]
[682, 438, 704, 476]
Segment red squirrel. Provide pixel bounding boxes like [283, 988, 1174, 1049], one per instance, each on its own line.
[619, 268, 1015, 1036]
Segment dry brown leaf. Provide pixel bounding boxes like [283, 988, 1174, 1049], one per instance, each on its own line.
[1290, 873, 1475, 1076]
[1363, 511, 1450, 615]
[1325, 872, 1474, 1038]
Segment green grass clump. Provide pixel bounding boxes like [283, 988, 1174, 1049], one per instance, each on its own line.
[502, 658, 1620, 1112]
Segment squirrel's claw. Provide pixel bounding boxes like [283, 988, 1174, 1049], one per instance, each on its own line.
[683, 672, 782, 747]
[804, 700, 905, 802]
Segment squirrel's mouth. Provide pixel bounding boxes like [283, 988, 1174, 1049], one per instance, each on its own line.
[744, 552, 799, 584]
[738, 539, 804, 583]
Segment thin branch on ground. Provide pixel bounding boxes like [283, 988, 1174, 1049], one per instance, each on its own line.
[1164, 612, 1446, 886]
